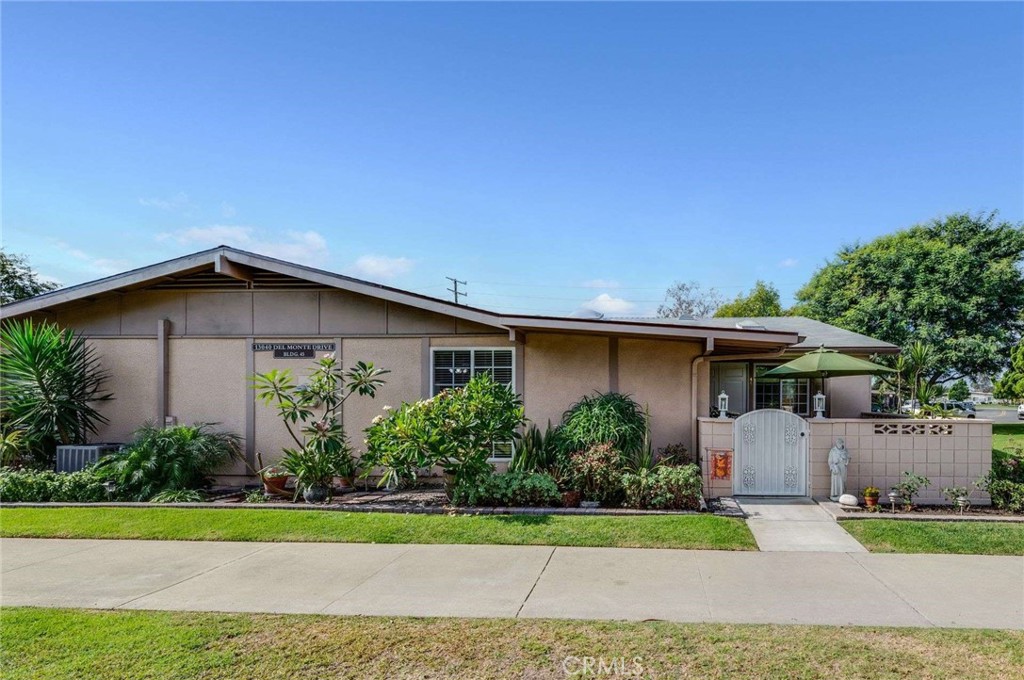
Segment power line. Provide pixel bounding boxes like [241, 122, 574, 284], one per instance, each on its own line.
[446, 276, 467, 305]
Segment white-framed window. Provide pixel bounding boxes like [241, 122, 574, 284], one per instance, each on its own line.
[754, 364, 811, 416]
[431, 348, 516, 460]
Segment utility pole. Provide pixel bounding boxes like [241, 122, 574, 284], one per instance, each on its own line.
[446, 276, 467, 305]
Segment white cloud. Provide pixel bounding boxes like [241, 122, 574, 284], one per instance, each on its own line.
[50, 240, 131, 276]
[139, 192, 194, 212]
[778, 258, 799, 268]
[349, 255, 414, 280]
[580, 293, 636, 315]
[581, 278, 620, 289]
[220, 202, 237, 218]
[159, 225, 329, 267]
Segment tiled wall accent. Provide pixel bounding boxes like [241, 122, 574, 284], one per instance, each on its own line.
[697, 417, 992, 505]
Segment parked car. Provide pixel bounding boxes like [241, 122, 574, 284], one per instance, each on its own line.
[961, 401, 976, 412]
[1018, 403, 1024, 420]
[935, 401, 976, 418]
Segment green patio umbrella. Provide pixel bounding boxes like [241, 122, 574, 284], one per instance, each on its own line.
[762, 346, 896, 379]
[763, 346, 895, 418]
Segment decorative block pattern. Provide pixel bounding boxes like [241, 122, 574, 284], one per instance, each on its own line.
[873, 422, 953, 436]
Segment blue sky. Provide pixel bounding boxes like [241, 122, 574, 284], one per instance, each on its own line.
[3, 2, 1022, 316]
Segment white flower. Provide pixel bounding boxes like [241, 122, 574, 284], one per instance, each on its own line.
[371, 415, 384, 424]
[383, 405, 392, 411]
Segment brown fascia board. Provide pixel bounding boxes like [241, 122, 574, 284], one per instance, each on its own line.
[497, 315, 803, 346]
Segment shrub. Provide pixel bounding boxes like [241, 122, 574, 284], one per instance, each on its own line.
[0, 320, 112, 462]
[658, 442, 695, 466]
[95, 423, 241, 501]
[992, 446, 1024, 484]
[621, 464, 703, 510]
[363, 373, 525, 490]
[558, 393, 647, 456]
[0, 467, 108, 502]
[568, 442, 624, 505]
[451, 471, 561, 507]
[980, 475, 1024, 513]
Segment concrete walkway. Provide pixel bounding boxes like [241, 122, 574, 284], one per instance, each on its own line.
[738, 497, 868, 552]
[2, 538, 1021, 629]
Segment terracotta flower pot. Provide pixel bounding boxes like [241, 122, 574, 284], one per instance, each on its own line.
[864, 496, 879, 508]
[262, 474, 290, 496]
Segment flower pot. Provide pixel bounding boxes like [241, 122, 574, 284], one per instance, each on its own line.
[562, 490, 581, 508]
[338, 477, 354, 492]
[262, 475, 290, 496]
[864, 496, 879, 508]
[302, 484, 331, 504]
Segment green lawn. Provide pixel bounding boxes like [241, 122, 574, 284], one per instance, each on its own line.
[0, 506, 756, 550]
[840, 519, 1024, 555]
[3, 608, 1022, 680]
[993, 422, 1023, 455]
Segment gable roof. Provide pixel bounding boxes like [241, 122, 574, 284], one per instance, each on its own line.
[0, 246, 894, 354]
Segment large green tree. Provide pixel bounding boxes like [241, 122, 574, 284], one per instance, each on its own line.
[795, 212, 1024, 386]
[994, 342, 1024, 401]
[714, 280, 784, 318]
[0, 250, 58, 305]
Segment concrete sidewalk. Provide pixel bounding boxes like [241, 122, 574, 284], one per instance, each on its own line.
[738, 497, 868, 552]
[1, 538, 1021, 629]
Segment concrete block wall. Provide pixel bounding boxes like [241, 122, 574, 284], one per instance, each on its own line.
[808, 419, 992, 505]
[697, 418, 736, 499]
[698, 417, 993, 505]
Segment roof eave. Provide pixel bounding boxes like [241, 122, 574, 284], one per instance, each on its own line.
[499, 315, 802, 346]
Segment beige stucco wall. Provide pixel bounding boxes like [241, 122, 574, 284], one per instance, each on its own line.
[167, 338, 248, 476]
[88, 338, 158, 444]
[618, 338, 701, 453]
[343, 337, 423, 455]
[524, 333, 609, 430]
[48, 290, 509, 339]
[698, 417, 992, 505]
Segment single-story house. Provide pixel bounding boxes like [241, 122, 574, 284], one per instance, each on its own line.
[2, 246, 990, 502]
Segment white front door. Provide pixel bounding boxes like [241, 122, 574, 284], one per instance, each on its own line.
[733, 409, 808, 496]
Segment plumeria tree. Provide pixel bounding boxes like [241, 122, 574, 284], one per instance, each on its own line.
[362, 373, 524, 491]
[253, 355, 387, 499]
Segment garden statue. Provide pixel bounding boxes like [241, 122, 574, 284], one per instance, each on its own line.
[828, 437, 851, 501]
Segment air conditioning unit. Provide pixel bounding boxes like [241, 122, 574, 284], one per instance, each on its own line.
[55, 444, 122, 473]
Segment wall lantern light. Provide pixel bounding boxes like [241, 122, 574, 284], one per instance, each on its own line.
[813, 391, 827, 419]
[717, 391, 729, 419]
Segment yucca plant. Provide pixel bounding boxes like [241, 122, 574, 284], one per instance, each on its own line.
[95, 423, 241, 501]
[0, 320, 111, 458]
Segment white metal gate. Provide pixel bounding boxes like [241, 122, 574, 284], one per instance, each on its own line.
[733, 409, 808, 496]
